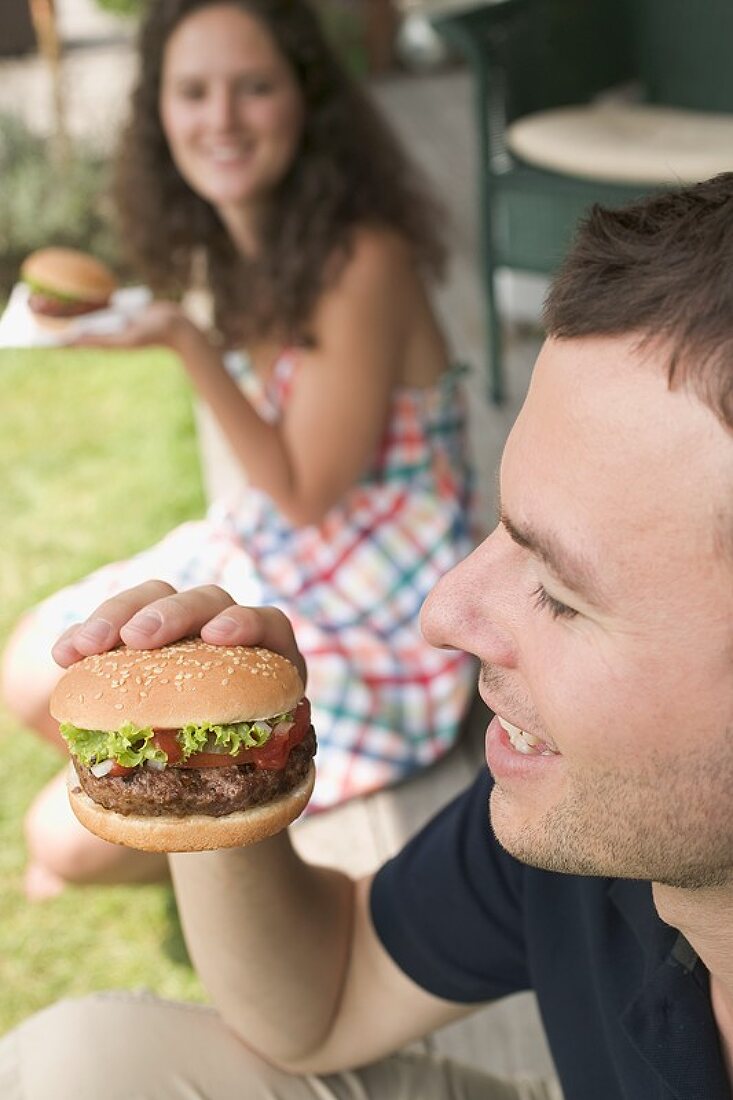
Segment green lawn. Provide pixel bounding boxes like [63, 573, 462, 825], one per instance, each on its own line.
[0, 347, 209, 1033]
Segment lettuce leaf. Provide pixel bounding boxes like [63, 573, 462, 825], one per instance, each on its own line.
[59, 714, 292, 767]
[59, 720, 165, 768]
[22, 275, 81, 303]
[178, 716, 288, 759]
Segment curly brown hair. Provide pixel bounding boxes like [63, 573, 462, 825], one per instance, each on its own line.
[113, 0, 447, 345]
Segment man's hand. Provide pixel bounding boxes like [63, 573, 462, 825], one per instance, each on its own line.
[51, 580, 306, 685]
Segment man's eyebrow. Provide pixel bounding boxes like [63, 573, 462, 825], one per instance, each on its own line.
[499, 507, 608, 608]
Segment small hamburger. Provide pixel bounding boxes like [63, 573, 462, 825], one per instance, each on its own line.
[21, 247, 118, 332]
[50, 638, 316, 852]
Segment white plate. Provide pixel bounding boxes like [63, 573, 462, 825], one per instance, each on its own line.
[0, 283, 152, 348]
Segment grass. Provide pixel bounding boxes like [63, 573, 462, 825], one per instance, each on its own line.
[0, 346, 208, 1034]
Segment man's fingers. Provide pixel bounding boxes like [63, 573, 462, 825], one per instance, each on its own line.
[51, 621, 88, 667]
[121, 584, 236, 648]
[52, 584, 305, 687]
[202, 605, 306, 684]
[51, 580, 177, 665]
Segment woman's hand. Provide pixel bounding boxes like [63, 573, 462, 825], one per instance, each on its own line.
[51, 580, 306, 685]
[69, 300, 198, 353]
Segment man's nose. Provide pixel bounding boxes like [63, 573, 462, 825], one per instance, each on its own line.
[420, 529, 518, 669]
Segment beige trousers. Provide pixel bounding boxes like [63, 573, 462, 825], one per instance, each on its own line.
[0, 992, 562, 1100]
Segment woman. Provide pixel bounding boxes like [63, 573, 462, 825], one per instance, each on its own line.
[1, 0, 476, 898]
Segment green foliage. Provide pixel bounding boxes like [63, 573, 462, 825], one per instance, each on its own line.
[93, 0, 144, 15]
[0, 114, 120, 296]
[316, 0, 368, 78]
[91, 0, 368, 76]
[0, 347, 207, 1031]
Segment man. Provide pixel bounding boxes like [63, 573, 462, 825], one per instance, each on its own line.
[1, 175, 731, 1100]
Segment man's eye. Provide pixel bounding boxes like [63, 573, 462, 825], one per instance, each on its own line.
[531, 584, 578, 620]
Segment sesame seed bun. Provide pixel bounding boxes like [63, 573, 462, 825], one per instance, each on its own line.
[50, 638, 305, 730]
[21, 248, 118, 305]
[67, 761, 315, 852]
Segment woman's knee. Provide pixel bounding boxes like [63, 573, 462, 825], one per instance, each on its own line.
[24, 771, 169, 888]
[1, 612, 64, 735]
[23, 773, 85, 882]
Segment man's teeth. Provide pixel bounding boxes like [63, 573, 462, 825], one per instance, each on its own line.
[498, 717, 559, 756]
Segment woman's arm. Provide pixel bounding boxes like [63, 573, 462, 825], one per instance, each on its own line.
[74, 231, 417, 526]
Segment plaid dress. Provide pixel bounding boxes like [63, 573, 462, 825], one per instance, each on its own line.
[33, 352, 478, 812]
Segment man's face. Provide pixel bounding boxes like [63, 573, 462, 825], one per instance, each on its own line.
[421, 335, 733, 887]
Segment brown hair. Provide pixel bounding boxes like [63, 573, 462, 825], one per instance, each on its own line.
[112, 0, 446, 345]
[544, 173, 733, 432]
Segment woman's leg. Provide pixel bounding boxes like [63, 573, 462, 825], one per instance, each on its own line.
[2, 611, 168, 898]
[1, 609, 67, 747]
[0, 993, 562, 1100]
[23, 768, 169, 898]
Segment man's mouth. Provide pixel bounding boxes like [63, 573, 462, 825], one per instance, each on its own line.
[498, 717, 560, 757]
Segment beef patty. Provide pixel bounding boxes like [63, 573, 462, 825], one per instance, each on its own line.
[73, 728, 316, 818]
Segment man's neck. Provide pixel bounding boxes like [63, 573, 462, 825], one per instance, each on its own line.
[653, 882, 733, 1079]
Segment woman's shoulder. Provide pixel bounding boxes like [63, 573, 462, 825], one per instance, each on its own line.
[309, 225, 447, 389]
[320, 225, 420, 317]
[342, 225, 415, 278]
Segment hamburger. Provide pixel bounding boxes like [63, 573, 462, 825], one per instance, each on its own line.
[49, 638, 316, 852]
[21, 247, 118, 331]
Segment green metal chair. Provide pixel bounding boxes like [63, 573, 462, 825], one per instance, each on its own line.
[432, 0, 733, 401]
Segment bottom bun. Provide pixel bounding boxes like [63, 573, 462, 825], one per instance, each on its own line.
[31, 311, 76, 333]
[67, 762, 315, 852]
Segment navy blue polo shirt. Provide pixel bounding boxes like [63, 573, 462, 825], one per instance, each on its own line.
[370, 768, 730, 1099]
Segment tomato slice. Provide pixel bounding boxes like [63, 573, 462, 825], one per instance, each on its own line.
[182, 698, 311, 771]
[104, 699, 311, 777]
[152, 729, 184, 764]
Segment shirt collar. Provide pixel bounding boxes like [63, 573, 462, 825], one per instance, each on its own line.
[607, 879, 730, 1099]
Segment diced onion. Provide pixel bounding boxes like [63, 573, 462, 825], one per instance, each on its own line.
[146, 759, 167, 771]
[90, 759, 114, 778]
[203, 739, 232, 754]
